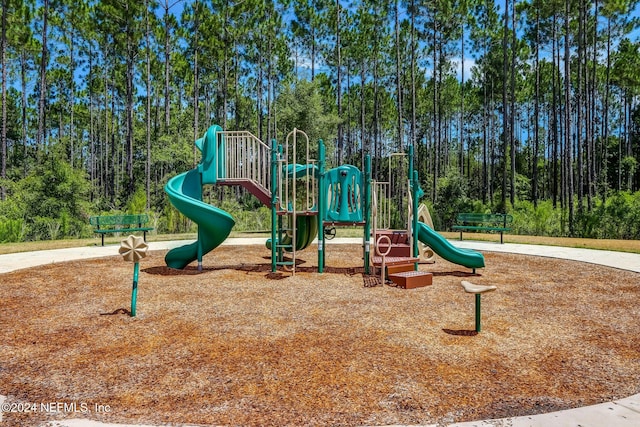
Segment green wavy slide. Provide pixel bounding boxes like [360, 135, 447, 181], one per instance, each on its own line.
[417, 222, 485, 269]
[164, 168, 235, 269]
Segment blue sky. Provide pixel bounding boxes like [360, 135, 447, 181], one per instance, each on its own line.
[166, 0, 640, 83]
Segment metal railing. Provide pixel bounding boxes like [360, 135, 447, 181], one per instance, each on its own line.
[216, 130, 271, 194]
[372, 181, 391, 230]
[281, 128, 316, 214]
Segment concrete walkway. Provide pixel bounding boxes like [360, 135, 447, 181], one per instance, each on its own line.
[1, 238, 639, 427]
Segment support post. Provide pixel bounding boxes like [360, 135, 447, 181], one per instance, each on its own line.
[413, 170, 419, 271]
[197, 172, 204, 271]
[364, 154, 371, 274]
[475, 294, 482, 332]
[197, 229, 204, 272]
[291, 132, 297, 275]
[271, 140, 278, 272]
[409, 145, 419, 270]
[131, 262, 139, 317]
[318, 140, 325, 273]
[408, 145, 414, 188]
[461, 280, 496, 333]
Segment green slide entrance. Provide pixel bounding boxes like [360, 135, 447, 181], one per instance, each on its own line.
[417, 222, 485, 270]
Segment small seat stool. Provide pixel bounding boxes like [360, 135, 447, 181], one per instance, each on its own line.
[461, 280, 497, 332]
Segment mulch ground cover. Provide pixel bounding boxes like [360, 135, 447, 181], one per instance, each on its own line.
[1, 243, 639, 427]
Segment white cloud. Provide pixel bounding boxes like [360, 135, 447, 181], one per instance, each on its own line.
[453, 56, 477, 81]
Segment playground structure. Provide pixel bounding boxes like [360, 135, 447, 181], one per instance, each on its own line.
[164, 124, 485, 283]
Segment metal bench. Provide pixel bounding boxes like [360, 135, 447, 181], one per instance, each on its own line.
[89, 214, 153, 246]
[452, 213, 513, 244]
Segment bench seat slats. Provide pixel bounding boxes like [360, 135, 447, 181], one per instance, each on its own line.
[93, 227, 153, 234]
[454, 213, 512, 244]
[89, 214, 153, 246]
[452, 225, 510, 232]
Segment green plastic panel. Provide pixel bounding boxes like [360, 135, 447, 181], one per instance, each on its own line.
[324, 165, 363, 223]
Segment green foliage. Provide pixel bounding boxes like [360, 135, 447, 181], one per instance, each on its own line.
[217, 197, 271, 232]
[0, 218, 25, 243]
[598, 191, 640, 239]
[126, 186, 148, 214]
[514, 174, 532, 201]
[622, 156, 638, 184]
[0, 156, 93, 240]
[433, 171, 474, 230]
[159, 204, 195, 234]
[276, 78, 341, 161]
[505, 193, 640, 239]
[510, 200, 565, 237]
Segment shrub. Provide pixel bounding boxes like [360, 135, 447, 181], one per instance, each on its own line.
[510, 200, 564, 236]
[434, 171, 473, 230]
[0, 218, 25, 243]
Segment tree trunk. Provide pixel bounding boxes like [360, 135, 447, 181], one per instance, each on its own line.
[533, 5, 540, 207]
[193, 0, 200, 168]
[576, 0, 584, 214]
[164, 4, 171, 133]
[552, 14, 559, 208]
[346, 61, 352, 161]
[146, 0, 152, 209]
[433, 11, 439, 201]
[89, 42, 95, 200]
[336, 0, 343, 164]
[587, 0, 598, 209]
[510, 1, 516, 206]
[257, 58, 263, 141]
[602, 16, 611, 202]
[103, 62, 109, 199]
[489, 78, 494, 203]
[37, 0, 50, 159]
[501, 0, 509, 211]
[482, 69, 488, 205]
[125, 10, 135, 198]
[21, 50, 27, 178]
[222, 9, 229, 131]
[373, 44, 379, 178]
[1, 0, 6, 200]
[460, 15, 465, 177]
[395, 0, 402, 154]
[565, 0, 574, 235]
[266, 35, 272, 141]
[234, 42, 240, 130]
[109, 85, 116, 203]
[69, 26, 76, 167]
[311, 26, 316, 80]
[360, 60, 366, 164]
[410, 0, 417, 160]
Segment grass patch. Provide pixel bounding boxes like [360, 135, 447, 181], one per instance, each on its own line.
[0, 229, 638, 256]
[442, 231, 640, 254]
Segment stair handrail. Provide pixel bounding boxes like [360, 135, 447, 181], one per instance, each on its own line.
[216, 130, 271, 195]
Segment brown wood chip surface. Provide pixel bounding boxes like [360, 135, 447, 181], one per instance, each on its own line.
[1, 244, 639, 426]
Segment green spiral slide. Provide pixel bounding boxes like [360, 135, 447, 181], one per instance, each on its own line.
[417, 221, 485, 270]
[164, 168, 235, 269]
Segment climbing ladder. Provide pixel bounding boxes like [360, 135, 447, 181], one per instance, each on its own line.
[274, 129, 318, 274]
